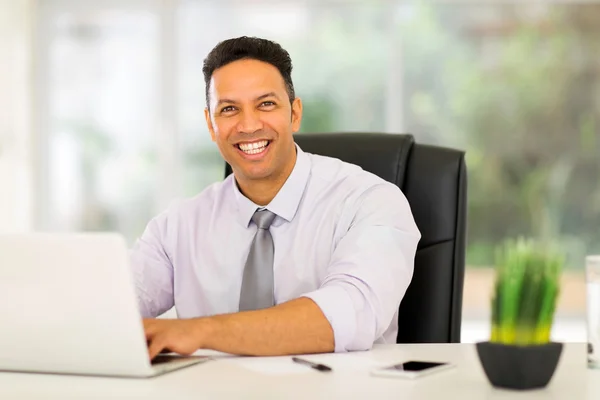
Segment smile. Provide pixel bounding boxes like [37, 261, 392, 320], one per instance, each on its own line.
[236, 140, 270, 155]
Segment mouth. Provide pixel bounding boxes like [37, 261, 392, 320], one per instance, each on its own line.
[235, 139, 271, 156]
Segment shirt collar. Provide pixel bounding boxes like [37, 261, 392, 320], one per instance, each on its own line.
[232, 144, 311, 228]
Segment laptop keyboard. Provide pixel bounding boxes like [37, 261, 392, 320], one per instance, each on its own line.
[149, 354, 210, 375]
[151, 355, 184, 365]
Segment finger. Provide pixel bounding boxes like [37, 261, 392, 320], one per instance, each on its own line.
[147, 335, 166, 360]
[145, 329, 155, 341]
[143, 318, 157, 331]
[143, 319, 159, 340]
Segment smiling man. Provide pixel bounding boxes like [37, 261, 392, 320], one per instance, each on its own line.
[133, 36, 421, 360]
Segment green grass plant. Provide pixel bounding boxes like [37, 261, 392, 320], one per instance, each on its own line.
[490, 238, 563, 345]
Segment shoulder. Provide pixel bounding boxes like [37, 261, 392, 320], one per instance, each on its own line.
[159, 175, 235, 223]
[135, 176, 235, 255]
[305, 152, 417, 230]
[306, 152, 403, 200]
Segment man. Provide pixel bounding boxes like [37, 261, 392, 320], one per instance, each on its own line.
[134, 36, 420, 360]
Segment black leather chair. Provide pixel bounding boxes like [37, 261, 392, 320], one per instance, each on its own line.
[225, 133, 467, 343]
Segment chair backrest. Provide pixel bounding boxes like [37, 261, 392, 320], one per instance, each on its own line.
[224, 132, 467, 343]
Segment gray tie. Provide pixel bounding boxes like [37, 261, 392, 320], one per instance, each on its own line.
[239, 209, 277, 311]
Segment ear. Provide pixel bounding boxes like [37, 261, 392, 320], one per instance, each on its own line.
[291, 97, 303, 133]
[204, 107, 216, 142]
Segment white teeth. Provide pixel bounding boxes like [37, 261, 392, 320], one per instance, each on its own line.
[238, 140, 269, 154]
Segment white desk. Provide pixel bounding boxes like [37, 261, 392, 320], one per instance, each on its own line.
[0, 343, 597, 399]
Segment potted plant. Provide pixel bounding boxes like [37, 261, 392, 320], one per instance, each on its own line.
[476, 237, 564, 390]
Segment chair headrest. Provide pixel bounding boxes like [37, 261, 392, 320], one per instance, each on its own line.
[293, 133, 415, 188]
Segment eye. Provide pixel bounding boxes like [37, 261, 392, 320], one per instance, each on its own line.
[220, 106, 236, 113]
[260, 101, 276, 107]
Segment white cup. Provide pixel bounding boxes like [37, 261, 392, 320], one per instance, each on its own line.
[586, 255, 600, 368]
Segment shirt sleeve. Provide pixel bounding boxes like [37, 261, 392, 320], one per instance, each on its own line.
[129, 210, 174, 318]
[302, 183, 420, 352]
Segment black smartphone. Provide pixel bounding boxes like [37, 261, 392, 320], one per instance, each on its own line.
[371, 360, 454, 379]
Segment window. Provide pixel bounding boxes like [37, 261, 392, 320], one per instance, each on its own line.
[35, 0, 600, 341]
[36, 0, 162, 241]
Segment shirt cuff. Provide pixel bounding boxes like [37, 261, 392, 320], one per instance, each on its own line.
[302, 285, 357, 353]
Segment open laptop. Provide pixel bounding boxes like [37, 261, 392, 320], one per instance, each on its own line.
[0, 233, 210, 378]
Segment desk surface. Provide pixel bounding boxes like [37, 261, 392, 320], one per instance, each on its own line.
[0, 343, 597, 399]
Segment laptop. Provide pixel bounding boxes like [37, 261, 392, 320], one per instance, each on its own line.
[0, 232, 210, 378]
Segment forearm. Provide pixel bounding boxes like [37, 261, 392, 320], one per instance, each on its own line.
[199, 297, 334, 356]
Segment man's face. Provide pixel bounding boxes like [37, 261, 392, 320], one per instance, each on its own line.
[204, 59, 302, 183]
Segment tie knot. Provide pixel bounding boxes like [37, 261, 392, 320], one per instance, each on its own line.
[252, 209, 277, 230]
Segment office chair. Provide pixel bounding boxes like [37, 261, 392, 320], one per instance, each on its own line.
[225, 133, 467, 343]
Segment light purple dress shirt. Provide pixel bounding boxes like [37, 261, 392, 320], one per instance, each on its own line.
[130, 144, 421, 352]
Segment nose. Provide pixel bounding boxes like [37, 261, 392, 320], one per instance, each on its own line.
[236, 109, 264, 134]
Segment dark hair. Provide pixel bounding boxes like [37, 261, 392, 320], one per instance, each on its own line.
[202, 36, 295, 108]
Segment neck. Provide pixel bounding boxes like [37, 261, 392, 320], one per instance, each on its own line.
[236, 150, 297, 206]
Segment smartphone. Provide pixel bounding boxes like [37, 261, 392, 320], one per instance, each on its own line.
[370, 360, 454, 379]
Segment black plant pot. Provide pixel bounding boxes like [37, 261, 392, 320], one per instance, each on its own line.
[476, 341, 563, 390]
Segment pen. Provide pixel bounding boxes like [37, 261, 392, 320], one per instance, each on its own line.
[292, 357, 333, 372]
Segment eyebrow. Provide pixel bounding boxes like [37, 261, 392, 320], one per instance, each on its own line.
[256, 92, 279, 101]
[216, 98, 236, 106]
[216, 92, 280, 107]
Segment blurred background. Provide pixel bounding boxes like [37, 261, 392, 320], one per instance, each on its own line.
[1, 0, 599, 342]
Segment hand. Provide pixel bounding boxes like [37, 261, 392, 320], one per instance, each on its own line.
[143, 318, 206, 360]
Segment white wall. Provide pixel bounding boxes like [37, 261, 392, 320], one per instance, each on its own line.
[0, 0, 34, 233]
